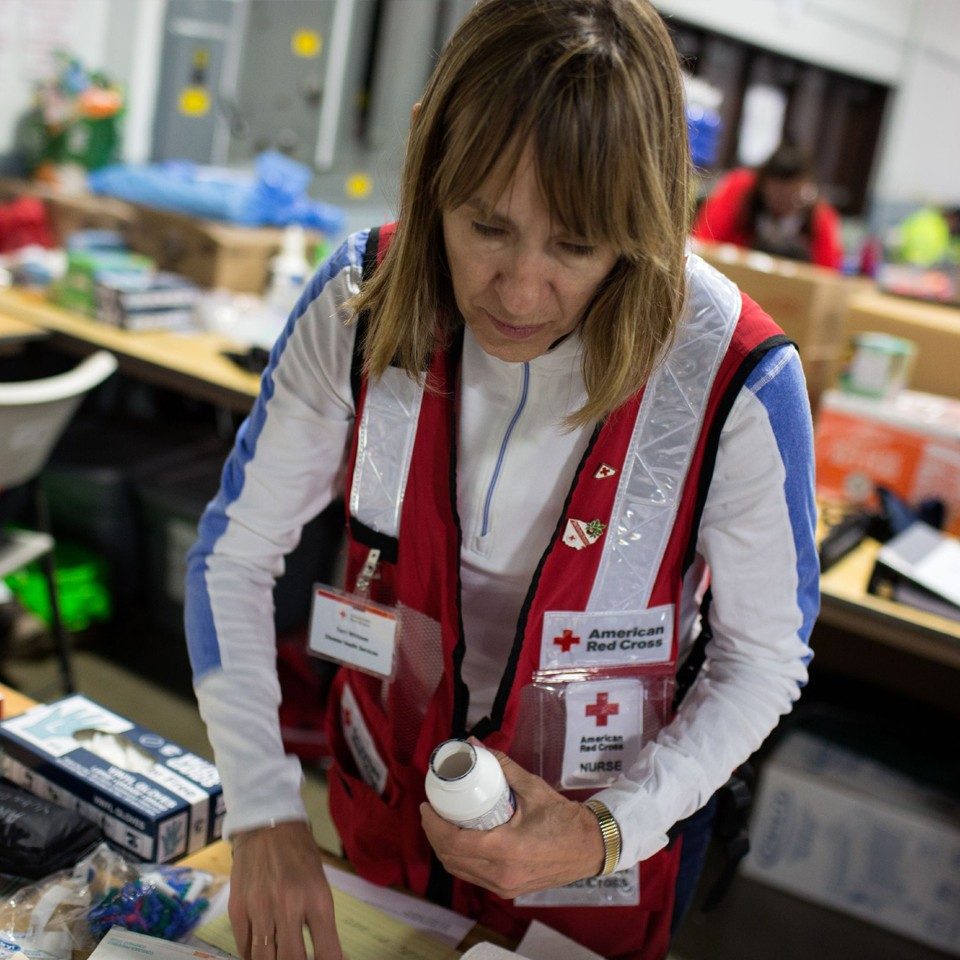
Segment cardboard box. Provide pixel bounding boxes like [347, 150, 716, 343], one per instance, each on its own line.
[842, 290, 960, 402]
[693, 241, 869, 409]
[0, 176, 136, 242]
[0, 695, 223, 862]
[129, 205, 321, 294]
[815, 388, 960, 535]
[742, 732, 960, 954]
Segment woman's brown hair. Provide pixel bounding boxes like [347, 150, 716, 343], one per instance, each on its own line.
[350, 0, 691, 426]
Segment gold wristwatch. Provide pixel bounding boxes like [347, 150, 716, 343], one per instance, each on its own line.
[584, 798, 623, 876]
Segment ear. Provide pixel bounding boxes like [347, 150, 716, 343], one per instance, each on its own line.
[411, 100, 422, 127]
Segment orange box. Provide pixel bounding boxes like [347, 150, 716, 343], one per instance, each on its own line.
[815, 389, 960, 535]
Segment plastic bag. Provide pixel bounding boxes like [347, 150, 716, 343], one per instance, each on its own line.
[0, 844, 224, 960]
[0, 783, 102, 881]
[88, 151, 345, 235]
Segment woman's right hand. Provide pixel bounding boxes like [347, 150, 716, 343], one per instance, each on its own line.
[229, 820, 342, 960]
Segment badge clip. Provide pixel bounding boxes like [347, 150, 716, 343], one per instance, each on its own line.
[355, 547, 381, 596]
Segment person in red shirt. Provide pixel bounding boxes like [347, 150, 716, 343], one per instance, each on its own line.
[693, 143, 844, 270]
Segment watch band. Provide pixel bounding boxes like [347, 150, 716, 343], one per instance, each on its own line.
[584, 798, 623, 876]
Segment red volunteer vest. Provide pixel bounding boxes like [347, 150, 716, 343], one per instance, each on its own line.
[325, 224, 787, 959]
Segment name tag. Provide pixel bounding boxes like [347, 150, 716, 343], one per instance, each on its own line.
[540, 606, 673, 671]
[340, 682, 388, 794]
[561, 678, 643, 790]
[515, 864, 640, 908]
[308, 586, 398, 679]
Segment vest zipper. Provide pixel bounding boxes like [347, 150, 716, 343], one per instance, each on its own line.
[471, 420, 604, 740]
[480, 362, 530, 538]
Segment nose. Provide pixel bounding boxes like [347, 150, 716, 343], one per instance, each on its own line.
[495, 247, 548, 319]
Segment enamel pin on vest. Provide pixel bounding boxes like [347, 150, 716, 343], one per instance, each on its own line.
[563, 518, 606, 550]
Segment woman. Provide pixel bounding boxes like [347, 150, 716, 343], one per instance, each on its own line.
[693, 142, 844, 270]
[186, 2, 818, 958]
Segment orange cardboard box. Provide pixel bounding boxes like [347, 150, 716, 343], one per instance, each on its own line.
[815, 389, 960, 535]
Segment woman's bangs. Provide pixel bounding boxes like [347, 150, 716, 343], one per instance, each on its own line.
[534, 93, 640, 254]
[434, 95, 530, 213]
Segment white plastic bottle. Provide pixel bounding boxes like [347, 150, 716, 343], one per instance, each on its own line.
[265, 224, 310, 316]
[425, 739, 515, 830]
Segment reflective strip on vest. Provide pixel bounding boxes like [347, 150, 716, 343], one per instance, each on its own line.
[351, 255, 740, 595]
[350, 366, 425, 537]
[587, 255, 740, 612]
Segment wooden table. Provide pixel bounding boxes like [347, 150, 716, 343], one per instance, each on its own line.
[0, 288, 260, 412]
[814, 508, 960, 715]
[0, 311, 47, 354]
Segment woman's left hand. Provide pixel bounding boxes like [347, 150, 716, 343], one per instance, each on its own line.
[419, 748, 605, 898]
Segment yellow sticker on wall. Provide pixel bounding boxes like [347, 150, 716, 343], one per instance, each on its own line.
[292, 29, 322, 58]
[346, 173, 373, 200]
[179, 86, 211, 117]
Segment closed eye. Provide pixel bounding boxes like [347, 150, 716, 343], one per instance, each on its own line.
[560, 241, 597, 257]
[471, 221, 507, 239]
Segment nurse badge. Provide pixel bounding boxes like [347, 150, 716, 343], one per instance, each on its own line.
[563, 518, 605, 550]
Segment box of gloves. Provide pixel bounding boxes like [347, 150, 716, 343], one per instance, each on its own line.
[0, 695, 223, 862]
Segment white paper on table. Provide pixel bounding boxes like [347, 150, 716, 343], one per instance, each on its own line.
[322, 865, 474, 946]
[193, 870, 474, 950]
[515, 921, 605, 960]
[92, 928, 224, 960]
[460, 945, 524, 960]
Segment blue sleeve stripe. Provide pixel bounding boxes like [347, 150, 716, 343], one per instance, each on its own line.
[185, 231, 369, 682]
[745, 346, 820, 671]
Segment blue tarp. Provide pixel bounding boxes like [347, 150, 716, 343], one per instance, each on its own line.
[89, 151, 344, 235]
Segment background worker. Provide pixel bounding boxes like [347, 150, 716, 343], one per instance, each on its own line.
[693, 142, 844, 269]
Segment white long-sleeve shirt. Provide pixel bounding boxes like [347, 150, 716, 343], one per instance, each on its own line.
[186, 230, 819, 868]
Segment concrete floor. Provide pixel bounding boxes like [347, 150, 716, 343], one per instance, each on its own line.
[5, 651, 953, 960]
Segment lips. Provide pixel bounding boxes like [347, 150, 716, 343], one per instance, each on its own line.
[484, 309, 548, 341]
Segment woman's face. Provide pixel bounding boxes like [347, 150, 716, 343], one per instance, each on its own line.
[442, 146, 618, 363]
[761, 175, 815, 219]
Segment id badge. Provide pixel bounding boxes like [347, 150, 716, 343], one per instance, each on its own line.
[561, 678, 643, 790]
[515, 864, 640, 908]
[308, 585, 398, 680]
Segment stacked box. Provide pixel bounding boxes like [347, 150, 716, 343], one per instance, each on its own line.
[0, 695, 223, 863]
[815, 388, 960, 535]
[95, 270, 200, 331]
[51, 249, 153, 316]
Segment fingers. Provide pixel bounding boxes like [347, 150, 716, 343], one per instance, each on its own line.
[275, 914, 307, 960]
[228, 821, 342, 960]
[249, 926, 276, 960]
[486, 747, 537, 794]
[228, 894, 252, 960]
[306, 895, 343, 960]
[420, 803, 493, 854]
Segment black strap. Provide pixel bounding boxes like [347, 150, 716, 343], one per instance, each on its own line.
[673, 587, 713, 712]
[671, 589, 754, 910]
[348, 515, 399, 565]
[350, 226, 380, 410]
[700, 763, 755, 912]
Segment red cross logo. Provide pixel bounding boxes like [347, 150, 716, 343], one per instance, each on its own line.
[585, 693, 619, 727]
[553, 629, 581, 653]
[339, 609, 347, 618]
